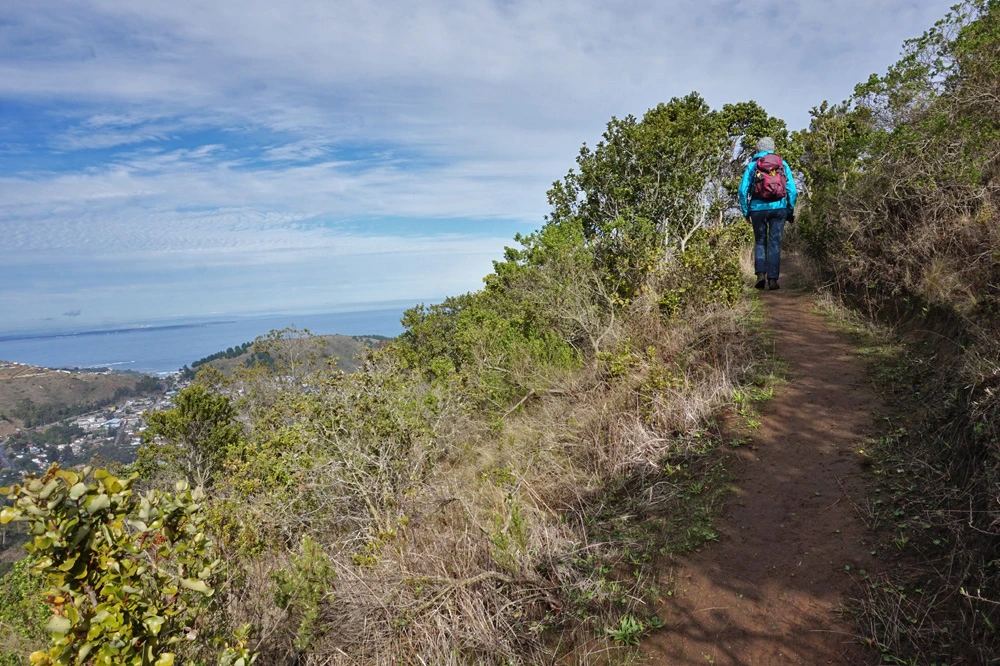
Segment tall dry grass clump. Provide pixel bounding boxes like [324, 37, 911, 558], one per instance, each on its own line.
[198, 252, 764, 666]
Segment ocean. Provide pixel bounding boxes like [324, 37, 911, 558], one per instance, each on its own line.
[0, 308, 408, 374]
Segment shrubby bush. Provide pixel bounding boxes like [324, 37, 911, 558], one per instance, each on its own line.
[796, 2, 1000, 660]
[0, 467, 251, 666]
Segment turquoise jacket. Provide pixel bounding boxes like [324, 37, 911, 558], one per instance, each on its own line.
[738, 150, 797, 217]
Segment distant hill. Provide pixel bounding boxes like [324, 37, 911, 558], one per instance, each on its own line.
[189, 334, 387, 376]
[0, 362, 161, 429]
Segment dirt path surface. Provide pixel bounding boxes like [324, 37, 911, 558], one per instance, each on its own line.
[644, 277, 879, 665]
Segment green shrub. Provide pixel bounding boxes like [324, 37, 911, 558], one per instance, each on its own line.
[659, 226, 747, 317]
[0, 465, 246, 666]
[270, 536, 334, 651]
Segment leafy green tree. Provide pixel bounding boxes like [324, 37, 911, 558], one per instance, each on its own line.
[134, 376, 162, 394]
[397, 93, 785, 410]
[247, 328, 327, 384]
[545, 93, 789, 298]
[139, 386, 242, 488]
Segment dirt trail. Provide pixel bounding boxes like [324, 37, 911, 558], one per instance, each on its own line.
[644, 274, 879, 665]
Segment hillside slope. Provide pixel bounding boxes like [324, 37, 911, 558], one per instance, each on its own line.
[191, 334, 384, 376]
[794, 2, 1000, 660]
[0, 362, 155, 428]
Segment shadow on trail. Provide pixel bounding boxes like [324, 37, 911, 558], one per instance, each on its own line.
[653, 591, 859, 665]
[642, 278, 880, 665]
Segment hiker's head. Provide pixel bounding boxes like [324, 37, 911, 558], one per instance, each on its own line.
[756, 137, 775, 153]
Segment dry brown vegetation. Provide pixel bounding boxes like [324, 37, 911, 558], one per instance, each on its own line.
[203, 279, 767, 666]
[796, 3, 1000, 660]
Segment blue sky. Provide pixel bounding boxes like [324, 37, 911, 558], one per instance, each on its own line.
[0, 0, 955, 332]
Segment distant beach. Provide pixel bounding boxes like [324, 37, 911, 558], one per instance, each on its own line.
[0, 308, 407, 374]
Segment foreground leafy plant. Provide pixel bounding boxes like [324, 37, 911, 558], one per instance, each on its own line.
[605, 614, 645, 646]
[0, 465, 249, 666]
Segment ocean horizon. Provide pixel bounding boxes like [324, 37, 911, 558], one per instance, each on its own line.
[0, 307, 409, 374]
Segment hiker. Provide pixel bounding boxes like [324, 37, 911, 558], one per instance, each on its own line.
[739, 137, 797, 290]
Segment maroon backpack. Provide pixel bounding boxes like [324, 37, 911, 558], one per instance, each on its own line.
[750, 153, 788, 202]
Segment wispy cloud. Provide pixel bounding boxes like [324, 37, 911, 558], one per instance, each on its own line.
[0, 0, 957, 331]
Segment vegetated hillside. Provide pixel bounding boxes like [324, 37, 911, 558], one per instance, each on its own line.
[188, 334, 386, 377]
[796, 1, 1000, 661]
[1, 95, 789, 666]
[0, 363, 160, 429]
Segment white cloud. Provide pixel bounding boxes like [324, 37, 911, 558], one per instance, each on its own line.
[0, 0, 959, 330]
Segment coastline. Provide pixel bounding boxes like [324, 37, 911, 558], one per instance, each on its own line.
[0, 307, 407, 374]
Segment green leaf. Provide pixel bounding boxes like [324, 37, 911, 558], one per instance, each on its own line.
[45, 615, 72, 636]
[70, 526, 91, 547]
[77, 643, 94, 662]
[144, 615, 165, 636]
[57, 555, 78, 572]
[69, 483, 89, 500]
[179, 578, 212, 594]
[38, 479, 60, 500]
[0, 506, 19, 524]
[84, 494, 111, 514]
[55, 469, 78, 485]
[154, 653, 175, 666]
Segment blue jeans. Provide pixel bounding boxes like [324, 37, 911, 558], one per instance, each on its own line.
[750, 208, 788, 280]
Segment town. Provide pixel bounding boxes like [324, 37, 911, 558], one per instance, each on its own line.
[0, 363, 184, 486]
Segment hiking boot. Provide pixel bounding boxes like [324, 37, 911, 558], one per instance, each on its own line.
[755, 273, 766, 290]
[768, 279, 780, 291]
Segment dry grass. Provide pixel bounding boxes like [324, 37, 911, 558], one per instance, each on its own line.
[738, 245, 755, 282]
[0, 367, 142, 428]
[780, 250, 827, 294]
[813, 282, 1000, 663]
[204, 276, 768, 665]
[809, 288, 898, 345]
[0, 620, 39, 665]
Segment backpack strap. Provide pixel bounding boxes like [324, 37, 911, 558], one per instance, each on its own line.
[749, 155, 762, 203]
